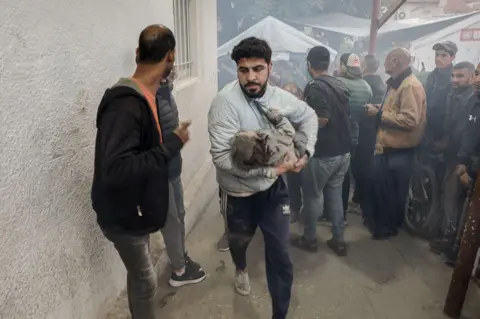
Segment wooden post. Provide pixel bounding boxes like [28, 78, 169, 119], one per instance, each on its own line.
[444, 170, 480, 317]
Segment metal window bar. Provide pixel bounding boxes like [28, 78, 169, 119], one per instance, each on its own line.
[173, 0, 194, 80]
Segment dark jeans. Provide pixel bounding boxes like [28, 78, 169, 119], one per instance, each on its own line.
[102, 230, 157, 319]
[222, 178, 293, 319]
[440, 165, 467, 241]
[367, 150, 414, 234]
[286, 172, 303, 213]
[352, 125, 376, 204]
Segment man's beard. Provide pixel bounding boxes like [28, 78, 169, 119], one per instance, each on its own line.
[240, 80, 268, 99]
[163, 64, 174, 79]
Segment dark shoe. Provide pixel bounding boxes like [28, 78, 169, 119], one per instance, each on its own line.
[216, 233, 229, 252]
[430, 239, 449, 255]
[185, 254, 202, 271]
[290, 235, 318, 252]
[372, 229, 392, 240]
[327, 238, 347, 256]
[169, 260, 206, 288]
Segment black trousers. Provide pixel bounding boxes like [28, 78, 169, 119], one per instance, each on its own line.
[367, 150, 414, 234]
[221, 178, 293, 319]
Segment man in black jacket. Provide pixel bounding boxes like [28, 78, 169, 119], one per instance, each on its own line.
[424, 41, 457, 149]
[430, 62, 476, 258]
[156, 69, 206, 287]
[91, 25, 193, 319]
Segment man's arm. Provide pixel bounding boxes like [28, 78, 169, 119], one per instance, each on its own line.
[283, 92, 318, 157]
[99, 98, 183, 187]
[305, 84, 330, 128]
[208, 96, 276, 178]
[381, 84, 424, 130]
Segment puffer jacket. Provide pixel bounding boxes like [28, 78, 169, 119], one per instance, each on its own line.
[157, 82, 182, 179]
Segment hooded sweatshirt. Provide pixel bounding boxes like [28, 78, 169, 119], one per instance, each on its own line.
[304, 75, 352, 158]
[91, 78, 183, 235]
[208, 81, 318, 196]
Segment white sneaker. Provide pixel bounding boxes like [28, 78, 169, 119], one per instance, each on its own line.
[234, 270, 251, 296]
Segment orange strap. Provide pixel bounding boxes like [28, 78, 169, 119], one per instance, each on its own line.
[131, 78, 164, 144]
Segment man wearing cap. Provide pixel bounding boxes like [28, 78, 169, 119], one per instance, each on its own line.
[424, 41, 458, 152]
[336, 53, 373, 220]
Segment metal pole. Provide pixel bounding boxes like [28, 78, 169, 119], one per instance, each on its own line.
[368, 0, 381, 54]
[368, 0, 407, 55]
[444, 171, 480, 317]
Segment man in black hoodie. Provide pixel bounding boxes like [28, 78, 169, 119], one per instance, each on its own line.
[290, 46, 351, 256]
[91, 25, 193, 319]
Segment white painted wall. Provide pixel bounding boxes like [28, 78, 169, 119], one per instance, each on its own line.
[0, 0, 217, 318]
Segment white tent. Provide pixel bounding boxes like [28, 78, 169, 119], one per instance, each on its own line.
[410, 12, 480, 71]
[287, 12, 478, 38]
[217, 16, 337, 61]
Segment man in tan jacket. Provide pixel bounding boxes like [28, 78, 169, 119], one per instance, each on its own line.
[364, 48, 426, 240]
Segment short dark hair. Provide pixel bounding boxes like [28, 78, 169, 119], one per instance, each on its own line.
[307, 46, 330, 71]
[364, 54, 379, 72]
[137, 25, 176, 64]
[231, 37, 272, 64]
[454, 61, 475, 74]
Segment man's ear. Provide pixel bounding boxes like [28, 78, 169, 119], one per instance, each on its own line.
[135, 48, 140, 63]
[167, 50, 175, 63]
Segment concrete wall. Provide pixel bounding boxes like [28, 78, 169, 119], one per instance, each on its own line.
[0, 0, 217, 318]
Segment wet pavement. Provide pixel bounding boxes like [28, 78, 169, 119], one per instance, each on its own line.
[106, 197, 480, 319]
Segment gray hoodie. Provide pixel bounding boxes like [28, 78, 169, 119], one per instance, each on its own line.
[208, 81, 318, 196]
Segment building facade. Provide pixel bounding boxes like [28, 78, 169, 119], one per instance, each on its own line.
[0, 0, 218, 318]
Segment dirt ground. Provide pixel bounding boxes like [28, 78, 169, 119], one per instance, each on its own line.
[106, 197, 480, 319]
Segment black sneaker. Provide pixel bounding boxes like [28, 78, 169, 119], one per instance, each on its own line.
[185, 254, 202, 271]
[216, 233, 229, 252]
[290, 235, 318, 252]
[168, 261, 206, 288]
[326, 238, 347, 257]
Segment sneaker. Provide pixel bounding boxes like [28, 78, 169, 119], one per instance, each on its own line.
[168, 261, 206, 288]
[326, 238, 347, 257]
[185, 254, 202, 271]
[234, 270, 251, 296]
[290, 235, 319, 252]
[216, 233, 229, 252]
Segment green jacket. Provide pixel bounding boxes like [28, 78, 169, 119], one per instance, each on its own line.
[337, 77, 373, 146]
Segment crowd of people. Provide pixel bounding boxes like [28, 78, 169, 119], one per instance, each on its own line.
[90, 23, 480, 319]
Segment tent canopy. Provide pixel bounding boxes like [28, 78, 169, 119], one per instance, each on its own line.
[287, 12, 478, 38]
[217, 16, 337, 60]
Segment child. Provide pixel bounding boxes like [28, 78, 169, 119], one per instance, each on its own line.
[231, 108, 307, 170]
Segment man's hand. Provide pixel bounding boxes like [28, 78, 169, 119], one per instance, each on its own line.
[173, 120, 192, 144]
[455, 164, 467, 176]
[365, 104, 380, 117]
[459, 172, 472, 187]
[274, 159, 296, 176]
[292, 155, 308, 173]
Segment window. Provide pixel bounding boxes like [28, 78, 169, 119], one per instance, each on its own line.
[173, 0, 196, 81]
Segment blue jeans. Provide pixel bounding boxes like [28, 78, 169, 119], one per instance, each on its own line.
[302, 154, 351, 241]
